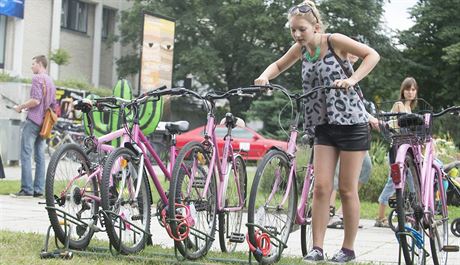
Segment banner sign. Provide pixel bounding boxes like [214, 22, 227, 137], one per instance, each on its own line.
[139, 13, 175, 94]
[0, 0, 25, 19]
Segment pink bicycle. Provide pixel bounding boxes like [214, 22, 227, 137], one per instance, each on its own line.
[167, 86, 267, 260]
[45, 87, 191, 253]
[247, 84, 337, 264]
[376, 100, 460, 265]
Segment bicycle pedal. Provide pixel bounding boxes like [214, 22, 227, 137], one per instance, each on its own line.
[192, 178, 205, 188]
[228, 232, 245, 243]
[442, 245, 459, 252]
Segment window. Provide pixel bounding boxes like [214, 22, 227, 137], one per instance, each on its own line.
[102, 8, 115, 39]
[61, 0, 88, 33]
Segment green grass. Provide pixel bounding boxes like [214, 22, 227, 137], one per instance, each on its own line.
[0, 230, 377, 265]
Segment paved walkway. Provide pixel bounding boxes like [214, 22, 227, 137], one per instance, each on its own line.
[1, 165, 459, 264]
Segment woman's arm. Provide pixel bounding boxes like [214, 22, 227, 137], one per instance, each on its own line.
[329, 33, 380, 88]
[254, 43, 302, 85]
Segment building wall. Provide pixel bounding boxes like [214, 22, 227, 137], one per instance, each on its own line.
[100, 40, 114, 87]
[2, 0, 136, 88]
[59, 3, 95, 83]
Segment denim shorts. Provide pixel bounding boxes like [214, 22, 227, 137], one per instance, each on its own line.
[314, 123, 371, 151]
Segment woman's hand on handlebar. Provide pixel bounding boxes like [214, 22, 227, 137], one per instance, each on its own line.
[333, 77, 357, 90]
[254, 76, 270, 86]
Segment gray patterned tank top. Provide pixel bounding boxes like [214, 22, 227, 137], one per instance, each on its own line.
[301, 45, 368, 128]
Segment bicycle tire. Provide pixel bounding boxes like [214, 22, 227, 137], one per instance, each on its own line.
[388, 209, 398, 233]
[300, 174, 314, 257]
[168, 141, 217, 260]
[45, 143, 97, 250]
[100, 147, 152, 254]
[218, 155, 247, 253]
[395, 151, 425, 265]
[430, 169, 449, 265]
[247, 150, 297, 264]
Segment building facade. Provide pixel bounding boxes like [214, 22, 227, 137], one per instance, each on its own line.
[0, 0, 133, 88]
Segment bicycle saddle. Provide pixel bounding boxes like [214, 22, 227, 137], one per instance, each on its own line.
[73, 99, 93, 113]
[219, 113, 245, 128]
[397, 113, 425, 128]
[165, 121, 189, 135]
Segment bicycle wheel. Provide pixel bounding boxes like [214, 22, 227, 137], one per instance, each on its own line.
[430, 170, 449, 265]
[219, 155, 247, 253]
[45, 143, 97, 250]
[300, 174, 314, 257]
[247, 150, 297, 264]
[168, 141, 217, 260]
[395, 152, 425, 265]
[100, 147, 151, 254]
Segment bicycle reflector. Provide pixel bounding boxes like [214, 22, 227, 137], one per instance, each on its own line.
[390, 163, 401, 184]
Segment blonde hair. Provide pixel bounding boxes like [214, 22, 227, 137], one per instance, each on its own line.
[399, 77, 418, 109]
[288, 1, 324, 31]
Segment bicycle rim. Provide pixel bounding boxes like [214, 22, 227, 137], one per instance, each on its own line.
[169, 142, 217, 260]
[395, 152, 425, 265]
[219, 156, 247, 253]
[101, 147, 151, 254]
[430, 171, 449, 265]
[45, 143, 97, 250]
[247, 150, 296, 264]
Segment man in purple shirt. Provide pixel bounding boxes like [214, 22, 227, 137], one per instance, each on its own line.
[13, 55, 56, 197]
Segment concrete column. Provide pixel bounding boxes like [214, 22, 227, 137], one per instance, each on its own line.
[112, 6, 122, 86]
[50, 0, 62, 80]
[91, 2, 103, 87]
[12, 17, 24, 77]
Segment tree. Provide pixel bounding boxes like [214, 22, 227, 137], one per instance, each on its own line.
[398, 0, 460, 109]
[117, 0, 301, 119]
[397, 0, 460, 146]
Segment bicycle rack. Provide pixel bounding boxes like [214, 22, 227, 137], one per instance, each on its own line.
[41, 206, 254, 263]
[99, 209, 153, 255]
[246, 223, 288, 264]
[41, 206, 95, 259]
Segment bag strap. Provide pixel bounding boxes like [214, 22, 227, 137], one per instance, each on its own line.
[41, 77, 50, 111]
[327, 34, 364, 100]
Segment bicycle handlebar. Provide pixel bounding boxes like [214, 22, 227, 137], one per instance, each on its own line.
[377, 106, 460, 118]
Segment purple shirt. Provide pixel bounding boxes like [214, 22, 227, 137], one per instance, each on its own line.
[27, 74, 57, 126]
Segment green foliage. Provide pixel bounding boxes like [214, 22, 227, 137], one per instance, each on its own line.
[49, 48, 71, 66]
[116, 0, 301, 118]
[398, 0, 460, 109]
[359, 161, 388, 203]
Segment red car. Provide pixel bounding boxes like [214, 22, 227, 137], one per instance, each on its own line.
[176, 125, 287, 161]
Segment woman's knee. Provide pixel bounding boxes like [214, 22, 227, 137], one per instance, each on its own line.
[313, 183, 332, 199]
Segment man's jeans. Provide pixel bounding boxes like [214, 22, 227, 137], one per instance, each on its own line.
[20, 119, 45, 194]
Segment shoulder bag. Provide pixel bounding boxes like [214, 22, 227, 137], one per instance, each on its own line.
[39, 78, 57, 139]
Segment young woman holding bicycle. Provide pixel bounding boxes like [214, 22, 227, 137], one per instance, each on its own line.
[375, 77, 419, 228]
[254, 1, 379, 262]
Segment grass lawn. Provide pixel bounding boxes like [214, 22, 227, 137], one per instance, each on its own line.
[0, 230, 378, 265]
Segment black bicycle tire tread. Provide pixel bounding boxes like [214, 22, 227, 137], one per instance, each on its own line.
[45, 143, 94, 250]
[247, 150, 296, 264]
[168, 141, 217, 260]
[100, 147, 151, 254]
[218, 155, 247, 253]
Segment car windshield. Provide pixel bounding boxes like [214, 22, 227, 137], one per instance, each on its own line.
[201, 127, 254, 139]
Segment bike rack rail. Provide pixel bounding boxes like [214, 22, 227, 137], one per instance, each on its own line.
[41, 206, 256, 263]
